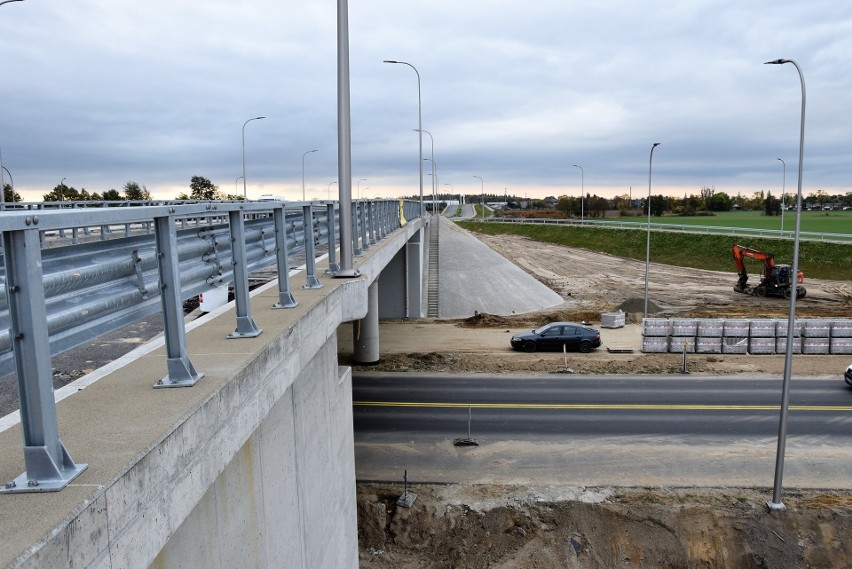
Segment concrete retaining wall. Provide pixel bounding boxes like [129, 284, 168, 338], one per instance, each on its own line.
[642, 318, 852, 355]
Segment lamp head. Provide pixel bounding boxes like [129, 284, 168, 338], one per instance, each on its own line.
[764, 59, 788, 65]
[383, 60, 399, 64]
[255, 116, 266, 120]
[652, 142, 661, 148]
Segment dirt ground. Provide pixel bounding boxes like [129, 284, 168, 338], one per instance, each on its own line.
[341, 234, 852, 377]
[354, 234, 852, 568]
[358, 484, 852, 569]
[474, 233, 852, 320]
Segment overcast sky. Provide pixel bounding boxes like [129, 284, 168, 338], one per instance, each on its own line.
[1, 1, 850, 202]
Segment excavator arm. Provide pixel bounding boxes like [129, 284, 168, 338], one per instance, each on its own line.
[732, 244, 775, 288]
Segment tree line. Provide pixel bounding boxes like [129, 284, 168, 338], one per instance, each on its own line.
[0, 176, 242, 203]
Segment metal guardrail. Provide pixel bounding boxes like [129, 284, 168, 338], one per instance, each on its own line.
[481, 217, 852, 243]
[0, 198, 417, 493]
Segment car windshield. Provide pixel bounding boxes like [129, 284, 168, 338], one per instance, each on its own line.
[533, 324, 552, 335]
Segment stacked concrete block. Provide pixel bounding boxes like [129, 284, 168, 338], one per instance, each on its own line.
[748, 319, 777, 354]
[803, 337, 831, 354]
[695, 319, 723, 353]
[749, 319, 776, 338]
[803, 320, 831, 338]
[669, 336, 695, 353]
[748, 337, 776, 354]
[831, 321, 852, 337]
[695, 336, 722, 354]
[831, 337, 852, 354]
[722, 319, 749, 354]
[802, 319, 831, 354]
[667, 319, 696, 353]
[641, 318, 669, 353]
[601, 311, 626, 328]
[640, 317, 852, 355]
[696, 319, 724, 337]
[830, 321, 852, 354]
[643, 318, 670, 336]
[722, 336, 749, 354]
[775, 319, 802, 339]
[775, 319, 802, 355]
[776, 336, 802, 354]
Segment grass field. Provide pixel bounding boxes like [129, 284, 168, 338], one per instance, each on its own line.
[601, 209, 852, 234]
[457, 220, 852, 282]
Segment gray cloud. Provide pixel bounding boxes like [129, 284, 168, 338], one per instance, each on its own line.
[0, 0, 849, 201]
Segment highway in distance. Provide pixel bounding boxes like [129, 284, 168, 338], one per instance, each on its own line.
[352, 373, 852, 488]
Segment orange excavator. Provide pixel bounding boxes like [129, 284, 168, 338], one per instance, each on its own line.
[732, 244, 805, 299]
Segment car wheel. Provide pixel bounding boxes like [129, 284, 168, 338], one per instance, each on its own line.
[523, 341, 537, 353]
[579, 340, 592, 353]
[782, 288, 792, 300]
[755, 286, 767, 298]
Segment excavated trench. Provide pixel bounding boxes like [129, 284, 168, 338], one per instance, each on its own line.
[358, 484, 852, 569]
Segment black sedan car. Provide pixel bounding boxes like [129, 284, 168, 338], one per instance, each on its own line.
[845, 364, 852, 387]
[510, 322, 602, 353]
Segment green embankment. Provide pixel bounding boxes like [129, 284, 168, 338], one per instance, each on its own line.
[457, 221, 852, 282]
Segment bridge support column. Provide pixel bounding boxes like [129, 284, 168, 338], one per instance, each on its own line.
[353, 280, 380, 364]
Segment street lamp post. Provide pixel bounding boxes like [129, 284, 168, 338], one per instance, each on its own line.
[384, 59, 424, 217]
[765, 58, 807, 512]
[357, 178, 367, 200]
[241, 116, 265, 199]
[2, 165, 13, 203]
[777, 157, 786, 233]
[473, 175, 484, 220]
[415, 129, 437, 215]
[642, 143, 661, 322]
[425, 158, 438, 213]
[302, 149, 318, 201]
[59, 177, 66, 202]
[327, 181, 337, 200]
[573, 164, 584, 221]
[235, 176, 243, 196]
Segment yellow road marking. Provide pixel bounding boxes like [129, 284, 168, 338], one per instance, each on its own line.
[353, 401, 852, 412]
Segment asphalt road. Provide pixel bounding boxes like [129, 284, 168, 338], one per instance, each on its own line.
[353, 373, 852, 488]
[353, 373, 852, 437]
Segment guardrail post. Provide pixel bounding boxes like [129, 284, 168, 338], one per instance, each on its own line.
[153, 214, 204, 388]
[352, 203, 362, 257]
[100, 202, 110, 240]
[368, 201, 377, 244]
[303, 205, 322, 289]
[272, 205, 298, 309]
[379, 201, 388, 238]
[325, 202, 340, 274]
[227, 209, 263, 338]
[1, 225, 88, 493]
[71, 204, 80, 244]
[360, 200, 370, 251]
